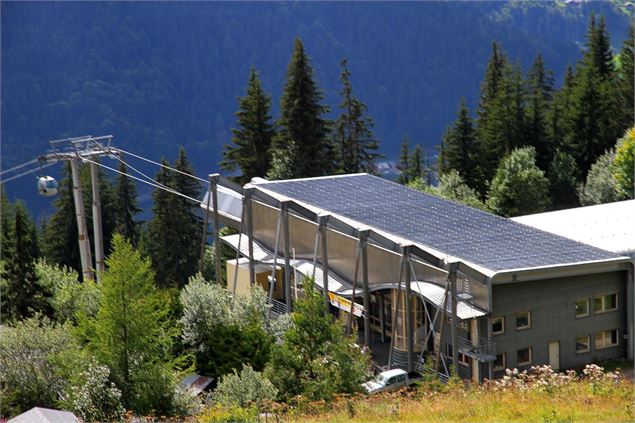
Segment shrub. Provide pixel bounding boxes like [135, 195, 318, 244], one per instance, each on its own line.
[61, 360, 125, 422]
[0, 315, 75, 416]
[211, 364, 278, 408]
[197, 404, 258, 423]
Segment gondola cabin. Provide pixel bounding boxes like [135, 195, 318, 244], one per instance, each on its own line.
[37, 176, 58, 196]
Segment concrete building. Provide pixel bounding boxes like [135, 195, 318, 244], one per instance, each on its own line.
[201, 174, 633, 381]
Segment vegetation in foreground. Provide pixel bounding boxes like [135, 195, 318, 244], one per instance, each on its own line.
[197, 365, 633, 423]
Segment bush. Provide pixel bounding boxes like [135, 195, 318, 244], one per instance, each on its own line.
[211, 364, 277, 407]
[266, 278, 372, 401]
[197, 404, 258, 423]
[35, 259, 100, 323]
[0, 315, 75, 416]
[180, 275, 275, 379]
[61, 360, 125, 422]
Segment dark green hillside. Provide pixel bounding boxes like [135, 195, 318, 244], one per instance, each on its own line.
[1, 1, 630, 213]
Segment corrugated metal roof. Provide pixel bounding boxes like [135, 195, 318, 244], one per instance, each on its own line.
[513, 200, 635, 258]
[254, 174, 623, 273]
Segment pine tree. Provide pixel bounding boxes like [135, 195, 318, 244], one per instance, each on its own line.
[147, 149, 202, 288]
[526, 54, 554, 171]
[397, 136, 411, 184]
[272, 38, 333, 178]
[1, 202, 42, 320]
[333, 59, 382, 175]
[439, 98, 482, 193]
[587, 14, 614, 80]
[221, 67, 275, 184]
[114, 162, 141, 246]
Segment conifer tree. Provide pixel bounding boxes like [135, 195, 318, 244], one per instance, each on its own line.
[409, 143, 424, 181]
[477, 42, 508, 126]
[221, 67, 275, 184]
[78, 234, 181, 415]
[272, 38, 333, 178]
[565, 15, 622, 176]
[147, 149, 202, 288]
[479, 62, 526, 181]
[548, 150, 579, 210]
[397, 136, 411, 184]
[617, 24, 634, 129]
[1, 202, 42, 320]
[439, 98, 482, 193]
[526, 54, 554, 171]
[547, 65, 575, 155]
[333, 59, 381, 174]
[43, 163, 81, 272]
[114, 162, 141, 246]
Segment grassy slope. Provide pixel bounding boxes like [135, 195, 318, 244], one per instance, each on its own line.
[288, 379, 633, 423]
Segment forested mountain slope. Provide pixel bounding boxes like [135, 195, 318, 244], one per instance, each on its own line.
[1, 1, 630, 213]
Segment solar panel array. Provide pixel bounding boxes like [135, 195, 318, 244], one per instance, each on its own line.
[257, 174, 622, 272]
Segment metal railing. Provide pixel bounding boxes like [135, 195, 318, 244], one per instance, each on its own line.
[267, 298, 290, 318]
[457, 336, 496, 362]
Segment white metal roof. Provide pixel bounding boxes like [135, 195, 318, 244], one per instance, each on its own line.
[8, 408, 79, 423]
[512, 200, 635, 258]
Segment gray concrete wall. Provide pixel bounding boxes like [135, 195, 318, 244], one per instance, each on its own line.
[490, 271, 627, 377]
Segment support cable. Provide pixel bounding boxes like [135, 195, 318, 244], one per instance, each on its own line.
[113, 147, 207, 183]
[0, 162, 55, 184]
[0, 158, 40, 176]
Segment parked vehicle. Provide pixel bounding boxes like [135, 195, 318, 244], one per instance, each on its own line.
[362, 368, 409, 394]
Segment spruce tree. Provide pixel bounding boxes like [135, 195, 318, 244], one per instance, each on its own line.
[439, 98, 482, 193]
[1, 202, 42, 320]
[617, 24, 634, 130]
[147, 149, 202, 288]
[333, 59, 381, 174]
[479, 62, 526, 181]
[221, 67, 275, 184]
[272, 38, 333, 178]
[114, 162, 141, 246]
[409, 143, 424, 181]
[526, 54, 554, 171]
[477, 42, 508, 126]
[565, 14, 622, 176]
[43, 163, 81, 272]
[548, 150, 580, 210]
[397, 136, 411, 184]
[547, 65, 575, 155]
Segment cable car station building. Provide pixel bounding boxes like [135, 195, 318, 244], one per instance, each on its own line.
[202, 173, 634, 382]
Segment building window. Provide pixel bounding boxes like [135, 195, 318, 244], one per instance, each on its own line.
[459, 352, 470, 366]
[575, 335, 591, 354]
[593, 294, 618, 313]
[575, 299, 589, 318]
[446, 343, 453, 358]
[516, 311, 531, 330]
[517, 347, 532, 366]
[492, 316, 504, 335]
[595, 329, 619, 350]
[493, 353, 506, 371]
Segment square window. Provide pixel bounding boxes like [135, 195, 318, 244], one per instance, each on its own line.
[492, 317, 504, 335]
[493, 353, 506, 371]
[594, 294, 618, 313]
[459, 352, 470, 366]
[575, 299, 589, 318]
[517, 347, 532, 366]
[516, 311, 531, 330]
[595, 329, 619, 349]
[575, 335, 590, 354]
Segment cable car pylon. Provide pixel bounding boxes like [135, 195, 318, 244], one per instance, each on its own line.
[38, 135, 120, 282]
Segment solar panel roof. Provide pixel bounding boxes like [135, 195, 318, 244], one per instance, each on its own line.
[255, 174, 623, 273]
